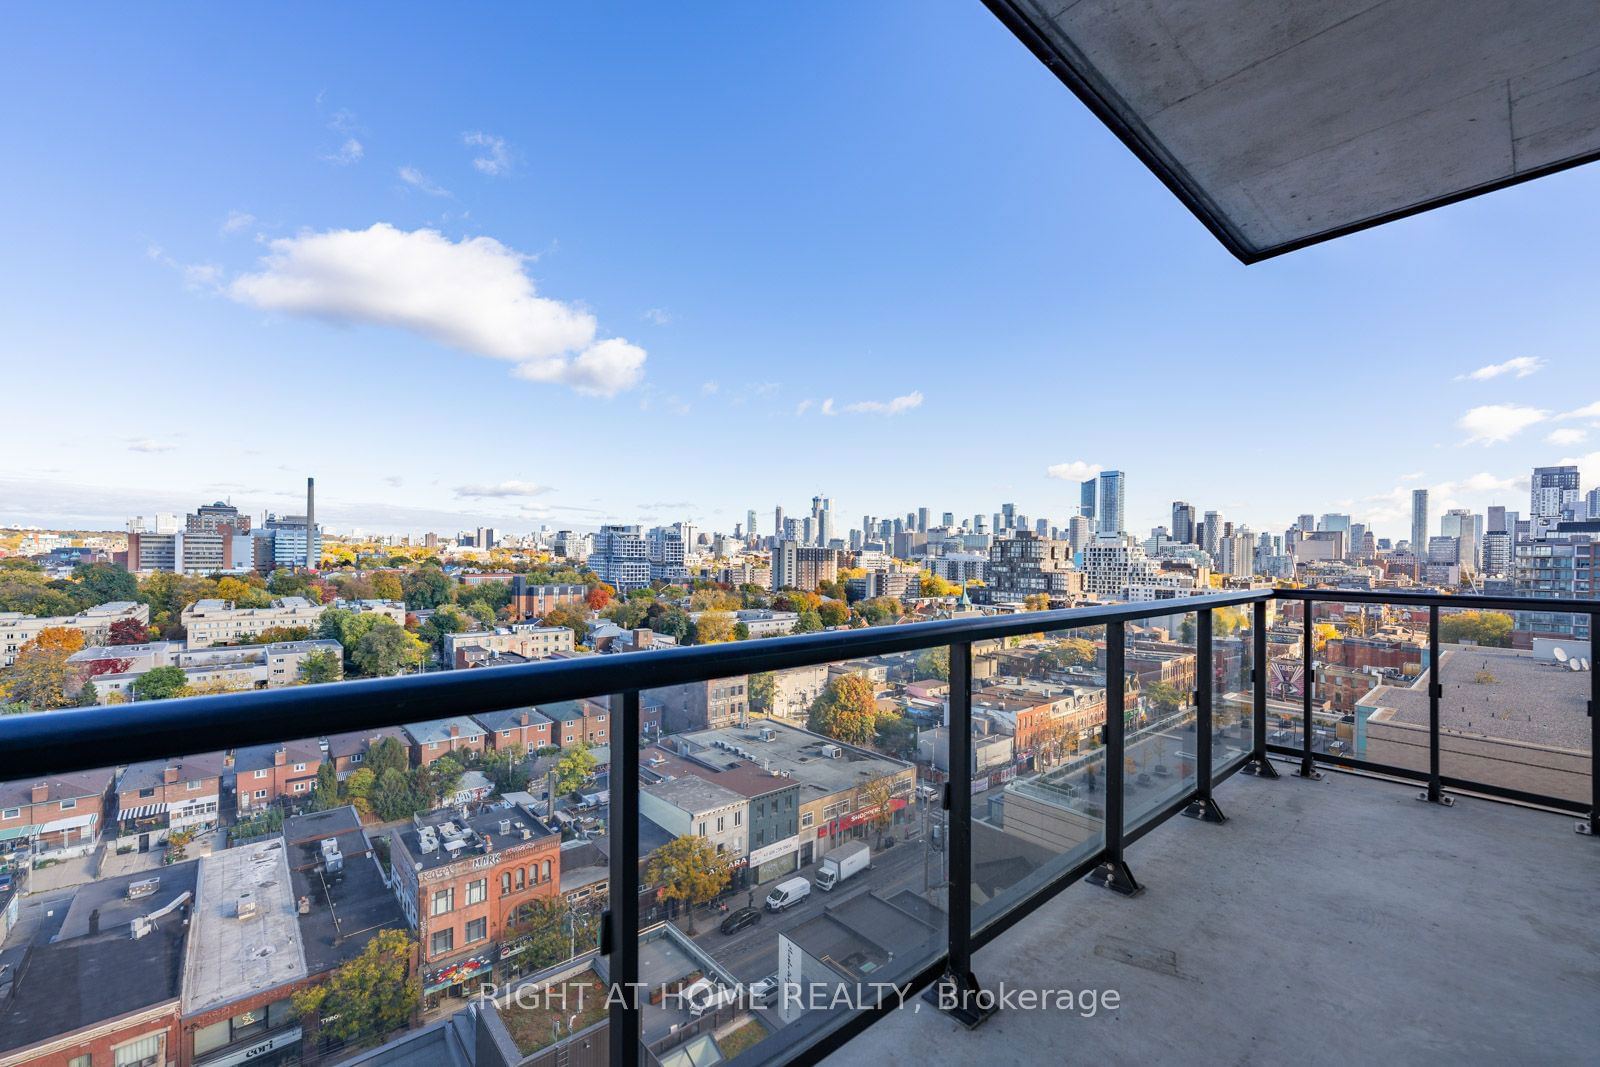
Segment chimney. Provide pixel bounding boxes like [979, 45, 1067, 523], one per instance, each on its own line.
[163, 766, 179, 785]
[449, 724, 460, 739]
[223, 752, 235, 769]
[519, 711, 529, 726]
[305, 476, 316, 569]
[273, 747, 286, 767]
[30, 782, 47, 803]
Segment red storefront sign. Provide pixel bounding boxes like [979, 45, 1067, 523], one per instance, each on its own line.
[816, 796, 906, 837]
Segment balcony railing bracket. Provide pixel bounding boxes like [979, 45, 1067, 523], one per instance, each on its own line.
[1241, 755, 1280, 779]
[922, 969, 999, 1029]
[1088, 858, 1144, 897]
[1416, 790, 1455, 807]
[1182, 796, 1228, 823]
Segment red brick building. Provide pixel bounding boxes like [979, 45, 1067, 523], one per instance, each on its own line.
[323, 726, 410, 777]
[471, 708, 554, 752]
[231, 739, 324, 813]
[402, 717, 488, 765]
[388, 803, 563, 1001]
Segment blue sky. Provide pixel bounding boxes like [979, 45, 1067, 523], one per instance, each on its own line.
[3, 3, 1598, 541]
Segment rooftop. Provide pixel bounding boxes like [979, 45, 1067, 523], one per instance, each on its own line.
[0, 861, 199, 1056]
[181, 837, 307, 1016]
[1366, 643, 1592, 749]
[676, 718, 913, 797]
[283, 806, 409, 974]
[395, 803, 555, 873]
[401, 716, 486, 746]
[116, 752, 229, 793]
[641, 775, 746, 816]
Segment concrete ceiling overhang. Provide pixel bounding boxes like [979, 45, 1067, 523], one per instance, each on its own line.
[985, 0, 1600, 262]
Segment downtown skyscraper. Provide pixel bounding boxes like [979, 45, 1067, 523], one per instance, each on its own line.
[1410, 488, 1429, 553]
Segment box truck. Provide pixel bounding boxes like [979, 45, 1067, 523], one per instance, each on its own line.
[815, 841, 870, 891]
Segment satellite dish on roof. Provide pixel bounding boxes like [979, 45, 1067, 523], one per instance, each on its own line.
[1568, 659, 1581, 672]
[1551, 647, 1569, 663]
[1578, 659, 1590, 672]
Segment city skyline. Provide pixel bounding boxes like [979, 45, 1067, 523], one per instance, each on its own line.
[3, 6, 1599, 539]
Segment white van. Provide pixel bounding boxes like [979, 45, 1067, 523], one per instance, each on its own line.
[765, 876, 811, 912]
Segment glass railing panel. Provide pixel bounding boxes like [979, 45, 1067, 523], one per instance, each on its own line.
[634, 658, 940, 1063]
[968, 625, 1107, 932]
[1427, 605, 1590, 805]
[1122, 610, 1199, 829]
[1212, 604, 1255, 769]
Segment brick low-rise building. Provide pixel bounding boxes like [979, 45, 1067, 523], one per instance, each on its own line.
[388, 802, 563, 1001]
[0, 770, 112, 861]
[112, 754, 226, 852]
[472, 708, 555, 752]
[403, 717, 488, 765]
[231, 739, 324, 813]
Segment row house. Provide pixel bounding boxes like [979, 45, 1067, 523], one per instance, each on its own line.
[0, 770, 112, 861]
[537, 699, 611, 747]
[472, 708, 555, 752]
[112, 754, 226, 852]
[403, 717, 488, 766]
[324, 726, 411, 777]
[232, 738, 324, 812]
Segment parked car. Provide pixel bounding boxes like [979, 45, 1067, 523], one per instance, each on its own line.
[719, 905, 763, 935]
[1153, 764, 1171, 778]
[0, 872, 12, 893]
[1136, 772, 1153, 787]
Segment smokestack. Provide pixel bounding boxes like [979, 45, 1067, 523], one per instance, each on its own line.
[306, 476, 316, 569]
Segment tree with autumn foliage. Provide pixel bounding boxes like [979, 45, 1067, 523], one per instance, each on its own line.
[586, 583, 615, 611]
[292, 928, 418, 1046]
[107, 617, 149, 645]
[807, 674, 883, 747]
[645, 835, 730, 934]
[0, 627, 86, 709]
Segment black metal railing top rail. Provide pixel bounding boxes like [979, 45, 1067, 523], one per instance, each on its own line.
[0, 589, 1270, 782]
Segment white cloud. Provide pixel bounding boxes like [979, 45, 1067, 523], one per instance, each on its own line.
[1451, 472, 1519, 494]
[324, 138, 363, 165]
[463, 131, 512, 176]
[1456, 404, 1548, 444]
[643, 308, 673, 325]
[1456, 356, 1544, 381]
[701, 381, 719, 395]
[1046, 460, 1103, 481]
[398, 166, 451, 197]
[1559, 451, 1600, 489]
[147, 245, 222, 292]
[1556, 400, 1600, 420]
[127, 438, 178, 453]
[220, 211, 256, 235]
[454, 481, 554, 498]
[227, 223, 646, 395]
[795, 399, 814, 415]
[842, 390, 922, 416]
[819, 398, 838, 416]
[1547, 427, 1588, 446]
[1399, 470, 1425, 481]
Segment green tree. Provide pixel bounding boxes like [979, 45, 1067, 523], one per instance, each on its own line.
[73, 561, 138, 604]
[646, 604, 692, 642]
[1143, 681, 1185, 715]
[297, 649, 343, 685]
[645, 835, 730, 934]
[915, 646, 950, 681]
[554, 742, 597, 796]
[542, 603, 591, 645]
[807, 674, 881, 746]
[400, 567, 453, 610]
[132, 665, 188, 702]
[292, 928, 418, 1046]
[1439, 610, 1513, 648]
[430, 755, 465, 804]
[312, 761, 341, 810]
[350, 621, 425, 677]
[818, 600, 850, 628]
[504, 898, 583, 969]
[792, 609, 823, 634]
[368, 736, 409, 778]
[874, 713, 918, 760]
[483, 744, 530, 793]
[371, 768, 414, 820]
[749, 671, 775, 714]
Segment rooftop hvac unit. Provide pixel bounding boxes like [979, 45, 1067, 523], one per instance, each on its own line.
[758, 727, 776, 742]
[418, 827, 439, 853]
[821, 744, 842, 759]
[499, 818, 513, 835]
[320, 837, 344, 873]
[127, 877, 161, 900]
[236, 891, 258, 920]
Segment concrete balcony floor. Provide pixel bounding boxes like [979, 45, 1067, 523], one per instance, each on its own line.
[826, 766, 1598, 1065]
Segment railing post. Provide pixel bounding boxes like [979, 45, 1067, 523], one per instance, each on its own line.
[1583, 610, 1599, 836]
[604, 690, 641, 1067]
[1417, 605, 1453, 806]
[1090, 622, 1143, 895]
[1295, 600, 1323, 780]
[1244, 598, 1279, 778]
[928, 640, 995, 1026]
[1185, 610, 1226, 822]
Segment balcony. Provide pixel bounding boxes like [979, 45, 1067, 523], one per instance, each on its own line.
[0, 589, 1593, 1067]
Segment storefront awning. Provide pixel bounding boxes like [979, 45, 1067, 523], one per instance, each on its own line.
[117, 803, 168, 821]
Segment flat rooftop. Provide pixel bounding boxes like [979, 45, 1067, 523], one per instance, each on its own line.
[825, 768, 1597, 1065]
[396, 803, 554, 874]
[182, 837, 308, 1017]
[283, 807, 409, 975]
[1367, 644, 1591, 749]
[676, 718, 912, 798]
[0, 861, 198, 1056]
